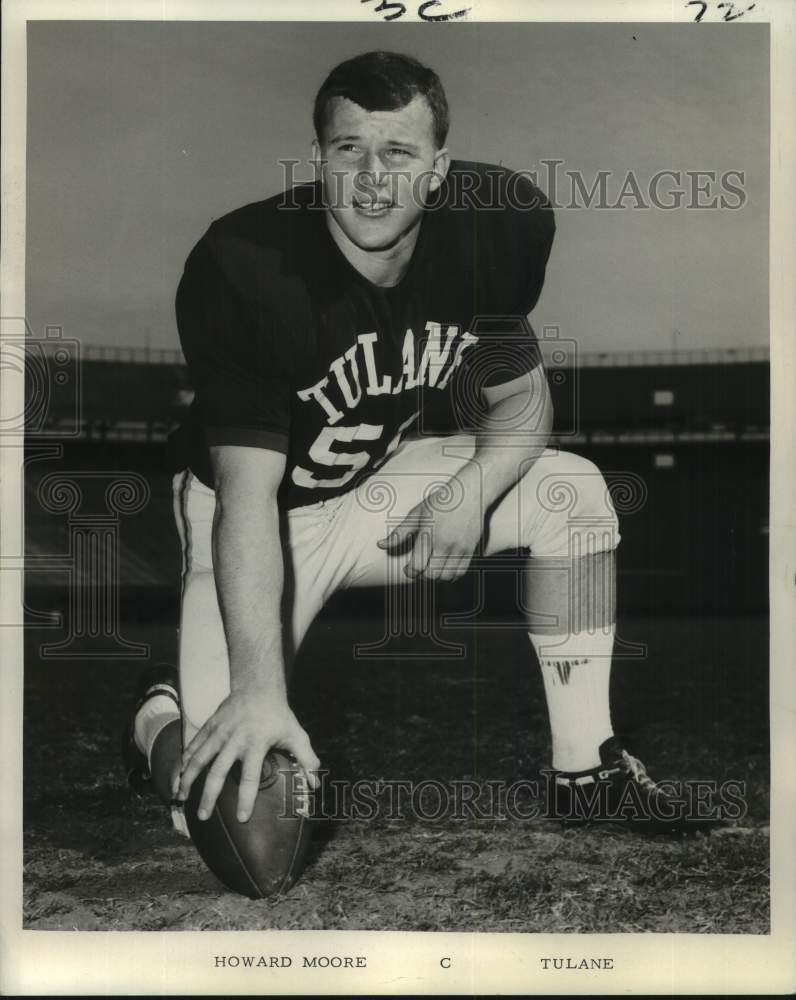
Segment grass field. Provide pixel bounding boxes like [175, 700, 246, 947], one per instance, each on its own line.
[23, 604, 769, 933]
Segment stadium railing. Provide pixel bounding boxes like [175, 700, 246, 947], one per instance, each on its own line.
[34, 341, 770, 368]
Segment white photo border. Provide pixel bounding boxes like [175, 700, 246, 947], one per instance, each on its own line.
[1, 0, 793, 994]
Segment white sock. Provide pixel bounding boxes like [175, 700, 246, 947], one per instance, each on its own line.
[528, 625, 615, 772]
[134, 694, 181, 770]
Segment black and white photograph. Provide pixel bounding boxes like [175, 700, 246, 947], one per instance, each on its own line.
[2, 0, 794, 994]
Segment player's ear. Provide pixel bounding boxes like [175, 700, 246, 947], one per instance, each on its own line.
[311, 138, 323, 175]
[428, 147, 450, 193]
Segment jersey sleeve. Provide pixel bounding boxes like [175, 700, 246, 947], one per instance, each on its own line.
[509, 173, 556, 317]
[175, 227, 291, 454]
[471, 172, 556, 389]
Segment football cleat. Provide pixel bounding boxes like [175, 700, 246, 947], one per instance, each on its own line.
[122, 662, 181, 796]
[546, 736, 722, 835]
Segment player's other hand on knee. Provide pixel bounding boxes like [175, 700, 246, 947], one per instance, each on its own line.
[377, 487, 482, 582]
[177, 689, 320, 823]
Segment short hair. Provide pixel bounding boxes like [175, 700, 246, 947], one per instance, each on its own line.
[313, 50, 450, 149]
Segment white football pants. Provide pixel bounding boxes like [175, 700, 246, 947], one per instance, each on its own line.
[173, 434, 620, 742]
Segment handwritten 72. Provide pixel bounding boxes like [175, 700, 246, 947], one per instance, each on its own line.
[686, 1, 757, 21]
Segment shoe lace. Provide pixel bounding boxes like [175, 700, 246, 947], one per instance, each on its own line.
[619, 750, 659, 794]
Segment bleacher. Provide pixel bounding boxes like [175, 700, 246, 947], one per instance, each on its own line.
[546, 355, 769, 437]
[25, 350, 191, 442]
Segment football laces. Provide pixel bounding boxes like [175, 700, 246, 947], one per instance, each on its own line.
[620, 750, 659, 794]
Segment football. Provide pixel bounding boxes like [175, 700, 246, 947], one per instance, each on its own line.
[184, 750, 312, 899]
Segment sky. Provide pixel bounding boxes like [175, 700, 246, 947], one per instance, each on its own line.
[25, 20, 769, 355]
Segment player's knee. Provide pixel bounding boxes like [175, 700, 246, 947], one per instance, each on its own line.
[527, 451, 620, 557]
[538, 451, 616, 520]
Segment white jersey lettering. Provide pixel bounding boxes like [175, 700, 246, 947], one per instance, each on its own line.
[296, 321, 477, 428]
[291, 422, 384, 489]
[329, 344, 363, 409]
[437, 330, 479, 389]
[296, 376, 344, 425]
[416, 322, 459, 388]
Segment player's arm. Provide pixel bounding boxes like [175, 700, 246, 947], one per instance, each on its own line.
[177, 444, 320, 823]
[470, 362, 553, 507]
[210, 444, 288, 696]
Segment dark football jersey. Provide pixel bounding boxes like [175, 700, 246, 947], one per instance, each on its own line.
[168, 160, 555, 510]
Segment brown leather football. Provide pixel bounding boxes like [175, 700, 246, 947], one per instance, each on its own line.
[184, 750, 312, 898]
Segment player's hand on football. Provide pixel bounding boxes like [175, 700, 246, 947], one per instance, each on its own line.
[177, 689, 320, 823]
[377, 481, 483, 581]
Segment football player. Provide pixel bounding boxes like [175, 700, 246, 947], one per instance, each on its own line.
[124, 51, 714, 874]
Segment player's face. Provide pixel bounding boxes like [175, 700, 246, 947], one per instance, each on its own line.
[313, 95, 449, 253]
